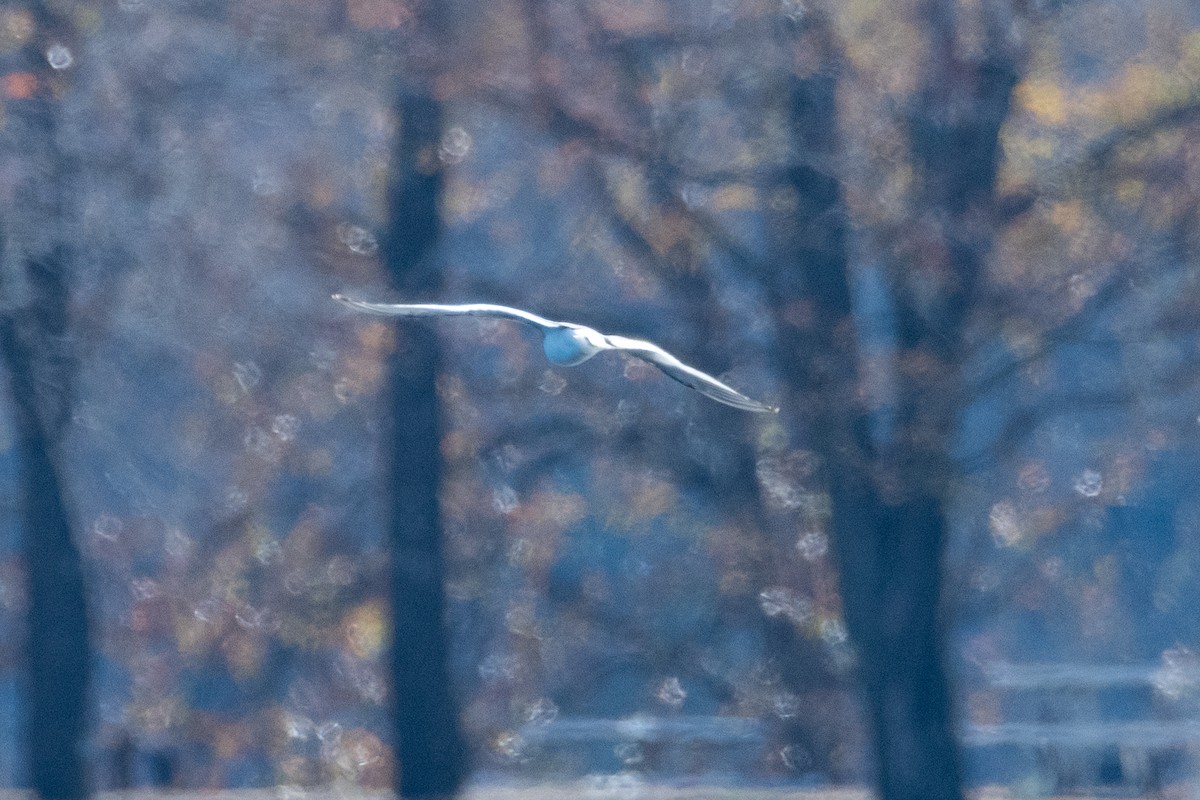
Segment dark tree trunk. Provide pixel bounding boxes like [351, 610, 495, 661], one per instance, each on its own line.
[0, 6, 91, 797]
[382, 92, 468, 799]
[769, 127, 967, 800]
[828, 480, 962, 800]
[766, 8, 1020, 796]
[1, 311, 91, 800]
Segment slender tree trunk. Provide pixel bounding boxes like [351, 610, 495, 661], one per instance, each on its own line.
[770, 85, 963, 800]
[0, 6, 91, 796]
[768, 5, 1020, 794]
[383, 91, 468, 799]
[0, 309, 90, 800]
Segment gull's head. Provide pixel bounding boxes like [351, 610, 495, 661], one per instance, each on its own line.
[542, 325, 605, 366]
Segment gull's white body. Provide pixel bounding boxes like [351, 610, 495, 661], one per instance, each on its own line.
[332, 295, 777, 413]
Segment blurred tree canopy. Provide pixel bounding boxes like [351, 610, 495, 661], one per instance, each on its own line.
[1, 0, 1200, 797]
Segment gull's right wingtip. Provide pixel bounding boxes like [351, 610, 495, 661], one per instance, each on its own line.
[735, 393, 779, 414]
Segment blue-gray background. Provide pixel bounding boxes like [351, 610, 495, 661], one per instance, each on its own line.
[1, 0, 1200, 793]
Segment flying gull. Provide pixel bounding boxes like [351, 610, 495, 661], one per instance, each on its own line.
[332, 295, 778, 413]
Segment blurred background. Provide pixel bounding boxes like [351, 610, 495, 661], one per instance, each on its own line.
[2, 0, 1200, 798]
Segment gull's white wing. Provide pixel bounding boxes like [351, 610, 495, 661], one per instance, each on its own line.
[604, 334, 778, 413]
[332, 294, 561, 329]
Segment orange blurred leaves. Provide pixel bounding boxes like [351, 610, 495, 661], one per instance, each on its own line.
[2, 72, 36, 100]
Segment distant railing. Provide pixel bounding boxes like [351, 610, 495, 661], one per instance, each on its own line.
[980, 661, 1200, 690]
[963, 661, 1200, 792]
[966, 720, 1200, 748]
[520, 715, 766, 745]
[516, 715, 768, 777]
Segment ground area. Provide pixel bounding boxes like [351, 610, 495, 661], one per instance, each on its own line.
[2, 786, 1196, 800]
